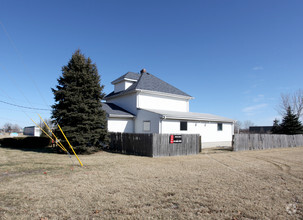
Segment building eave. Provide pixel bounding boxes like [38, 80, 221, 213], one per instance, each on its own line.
[136, 89, 194, 100]
[104, 90, 137, 100]
[140, 108, 235, 123]
[162, 116, 235, 123]
[108, 114, 135, 118]
[111, 78, 138, 85]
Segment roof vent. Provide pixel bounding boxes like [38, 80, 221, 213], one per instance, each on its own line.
[140, 68, 146, 74]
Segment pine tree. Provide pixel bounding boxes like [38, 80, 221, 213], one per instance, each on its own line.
[280, 106, 303, 135]
[51, 50, 108, 153]
[271, 119, 281, 134]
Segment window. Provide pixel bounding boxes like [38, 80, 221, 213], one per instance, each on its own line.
[217, 123, 223, 131]
[143, 121, 151, 131]
[180, 121, 187, 131]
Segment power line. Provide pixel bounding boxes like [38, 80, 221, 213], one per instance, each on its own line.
[0, 21, 50, 107]
[0, 100, 51, 111]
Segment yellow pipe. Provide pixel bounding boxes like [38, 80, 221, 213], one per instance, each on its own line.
[57, 124, 83, 167]
[37, 114, 67, 152]
[30, 119, 67, 152]
[39, 119, 67, 152]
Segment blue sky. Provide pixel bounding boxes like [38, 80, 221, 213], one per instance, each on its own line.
[0, 0, 303, 128]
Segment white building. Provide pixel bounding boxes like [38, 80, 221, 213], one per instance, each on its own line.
[103, 69, 235, 148]
[23, 126, 41, 137]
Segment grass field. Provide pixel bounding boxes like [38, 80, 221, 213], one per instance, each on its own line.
[0, 147, 302, 219]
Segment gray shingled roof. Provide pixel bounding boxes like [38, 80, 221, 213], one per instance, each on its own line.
[141, 109, 235, 123]
[102, 102, 134, 118]
[105, 72, 191, 99]
[136, 72, 191, 96]
[111, 72, 140, 84]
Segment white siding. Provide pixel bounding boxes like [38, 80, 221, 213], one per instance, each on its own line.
[199, 122, 233, 143]
[135, 109, 160, 133]
[138, 93, 189, 112]
[125, 81, 134, 90]
[114, 82, 125, 93]
[108, 118, 134, 133]
[114, 81, 135, 93]
[161, 120, 234, 147]
[107, 93, 137, 115]
[35, 127, 42, 137]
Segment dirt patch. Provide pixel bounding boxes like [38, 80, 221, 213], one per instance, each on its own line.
[0, 147, 302, 219]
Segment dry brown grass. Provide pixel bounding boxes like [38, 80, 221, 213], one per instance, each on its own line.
[0, 146, 303, 219]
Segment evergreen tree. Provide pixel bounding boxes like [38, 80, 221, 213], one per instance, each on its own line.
[51, 50, 108, 153]
[271, 119, 281, 134]
[279, 106, 303, 135]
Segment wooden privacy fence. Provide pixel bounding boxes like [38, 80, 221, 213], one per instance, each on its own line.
[233, 134, 303, 151]
[109, 132, 200, 157]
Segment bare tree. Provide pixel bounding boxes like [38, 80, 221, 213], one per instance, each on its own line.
[234, 120, 254, 133]
[243, 120, 255, 129]
[3, 123, 13, 133]
[39, 118, 54, 137]
[39, 118, 53, 129]
[238, 120, 255, 133]
[234, 121, 242, 134]
[277, 89, 303, 119]
[3, 123, 21, 133]
[11, 124, 21, 133]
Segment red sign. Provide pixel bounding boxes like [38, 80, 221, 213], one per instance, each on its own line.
[170, 135, 174, 144]
[169, 135, 182, 144]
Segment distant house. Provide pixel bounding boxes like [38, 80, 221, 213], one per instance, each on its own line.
[23, 126, 41, 137]
[249, 126, 273, 134]
[102, 69, 235, 149]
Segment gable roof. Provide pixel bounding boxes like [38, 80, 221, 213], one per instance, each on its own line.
[105, 72, 192, 99]
[141, 108, 235, 123]
[102, 102, 134, 118]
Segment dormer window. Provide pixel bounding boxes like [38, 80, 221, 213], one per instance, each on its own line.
[111, 72, 140, 93]
[114, 79, 136, 93]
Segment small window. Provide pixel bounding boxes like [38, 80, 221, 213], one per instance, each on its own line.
[217, 123, 223, 131]
[180, 121, 187, 131]
[143, 121, 151, 131]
